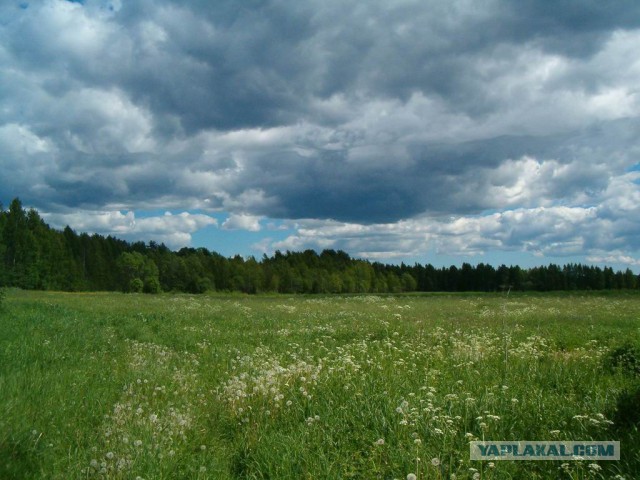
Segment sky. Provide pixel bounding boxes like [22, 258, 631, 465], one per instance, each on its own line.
[1, 0, 639, 270]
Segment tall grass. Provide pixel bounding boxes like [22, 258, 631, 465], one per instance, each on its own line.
[0, 290, 638, 479]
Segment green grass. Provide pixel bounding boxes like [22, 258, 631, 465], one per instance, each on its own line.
[0, 290, 638, 479]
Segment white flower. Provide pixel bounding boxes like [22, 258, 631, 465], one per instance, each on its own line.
[105, 452, 114, 460]
[431, 457, 440, 466]
[374, 438, 385, 446]
[407, 474, 417, 480]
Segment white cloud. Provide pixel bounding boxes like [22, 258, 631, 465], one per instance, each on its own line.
[222, 214, 262, 232]
[586, 254, 640, 268]
[42, 209, 217, 249]
[260, 196, 640, 264]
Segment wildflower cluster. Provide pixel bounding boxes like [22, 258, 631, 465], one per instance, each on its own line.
[82, 339, 207, 477]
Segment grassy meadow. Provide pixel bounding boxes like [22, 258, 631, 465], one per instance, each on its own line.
[0, 289, 639, 479]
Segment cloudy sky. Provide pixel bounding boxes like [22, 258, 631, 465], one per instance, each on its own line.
[1, 0, 639, 270]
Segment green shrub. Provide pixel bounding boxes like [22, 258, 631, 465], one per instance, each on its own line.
[605, 343, 640, 377]
[144, 277, 162, 294]
[129, 278, 144, 293]
[612, 383, 640, 430]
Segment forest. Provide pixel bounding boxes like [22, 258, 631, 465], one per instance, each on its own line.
[1, 198, 638, 294]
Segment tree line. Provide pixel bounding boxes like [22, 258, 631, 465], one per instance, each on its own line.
[1, 198, 638, 294]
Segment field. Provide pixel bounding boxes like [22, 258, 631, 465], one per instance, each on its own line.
[0, 290, 639, 479]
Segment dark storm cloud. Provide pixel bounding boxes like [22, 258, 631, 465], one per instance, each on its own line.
[228, 118, 638, 223]
[1, 0, 639, 259]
